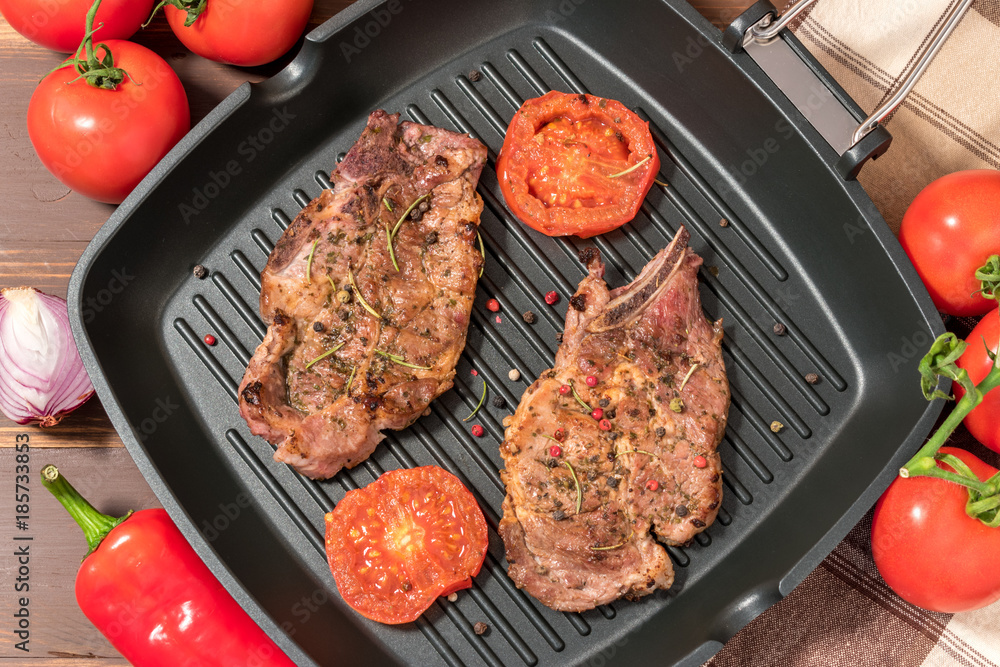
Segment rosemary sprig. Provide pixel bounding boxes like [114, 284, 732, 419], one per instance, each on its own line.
[387, 224, 400, 272]
[349, 267, 382, 320]
[653, 178, 669, 187]
[477, 231, 485, 277]
[390, 193, 430, 239]
[305, 240, 318, 283]
[463, 379, 487, 422]
[565, 461, 582, 515]
[305, 341, 345, 370]
[540, 434, 562, 443]
[346, 365, 357, 392]
[589, 531, 634, 551]
[569, 381, 591, 412]
[617, 449, 657, 457]
[609, 155, 652, 179]
[679, 363, 700, 391]
[328, 275, 336, 290]
[375, 349, 431, 370]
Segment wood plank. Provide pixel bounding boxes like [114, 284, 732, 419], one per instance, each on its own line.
[0, 447, 160, 662]
[0, 398, 121, 449]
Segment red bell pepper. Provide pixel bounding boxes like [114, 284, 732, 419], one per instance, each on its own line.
[41, 464, 296, 667]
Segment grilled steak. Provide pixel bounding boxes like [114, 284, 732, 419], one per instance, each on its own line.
[239, 110, 487, 480]
[499, 227, 729, 611]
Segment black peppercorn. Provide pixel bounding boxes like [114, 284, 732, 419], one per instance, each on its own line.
[313, 322, 324, 332]
[468, 70, 482, 82]
[473, 622, 488, 635]
[491, 396, 506, 409]
[522, 310, 537, 324]
[598, 398, 610, 408]
[569, 294, 586, 311]
[553, 509, 566, 521]
[425, 231, 438, 244]
[675, 505, 688, 517]
[192, 264, 208, 279]
[655, 426, 666, 437]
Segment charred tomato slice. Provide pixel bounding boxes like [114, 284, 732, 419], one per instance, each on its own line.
[324, 466, 488, 624]
[496, 91, 660, 238]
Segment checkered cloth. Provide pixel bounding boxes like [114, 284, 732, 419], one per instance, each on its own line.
[707, 1, 1000, 665]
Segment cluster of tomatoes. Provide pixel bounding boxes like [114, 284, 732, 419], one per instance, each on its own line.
[872, 169, 1000, 613]
[1, 0, 313, 203]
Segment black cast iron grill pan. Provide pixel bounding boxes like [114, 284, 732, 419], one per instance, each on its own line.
[68, 0, 945, 665]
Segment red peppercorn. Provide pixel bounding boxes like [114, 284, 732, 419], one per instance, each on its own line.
[693, 455, 707, 468]
[598, 418, 611, 431]
[646, 479, 659, 491]
[558, 384, 570, 395]
[544, 291, 559, 305]
[590, 408, 603, 420]
[471, 424, 484, 437]
[204, 334, 216, 346]
[554, 428, 565, 441]
[585, 375, 597, 387]
[549, 445, 562, 457]
[487, 298, 500, 312]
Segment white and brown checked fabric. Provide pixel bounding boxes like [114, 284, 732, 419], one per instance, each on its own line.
[787, 0, 1000, 234]
[705, 2, 1000, 665]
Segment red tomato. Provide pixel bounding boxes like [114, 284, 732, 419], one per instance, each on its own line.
[955, 308, 1000, 452]
[496, 91, 660, 238]
[0, 0, 153, 52]
[872, 447, 1000, 612]
[324, 466, 488, 624]
[164, 0, 313, 67]
[899, 170, 1000, 317]
[27, 40, 190, 204]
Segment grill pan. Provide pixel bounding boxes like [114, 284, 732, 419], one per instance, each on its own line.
[68, 0, 945, 665]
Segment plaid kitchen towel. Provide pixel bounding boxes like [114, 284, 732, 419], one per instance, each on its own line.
[784, 0, 1000, 234]
[706, 3, 1000, 665]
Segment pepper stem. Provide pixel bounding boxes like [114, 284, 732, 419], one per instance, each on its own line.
[40, 464, 132, 557]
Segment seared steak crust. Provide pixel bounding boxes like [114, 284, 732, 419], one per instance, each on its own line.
[499, 227, 729, 611]
[239, 110, 487, 479]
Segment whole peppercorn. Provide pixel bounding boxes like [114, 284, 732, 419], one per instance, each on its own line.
[471, 424, 484, 437]
[313, 322, 325, 332]
[486, 298, 500, 312]
[805, 373, 820, 385]
[598, 419, 611, 431]
[491, 396, 506, 409]
[545, 291, 559, 305]
[773, 322, 787, 336]
[522, 311, 537, 324]
[203, 334, 216, 346]
[693, 455, 707, 468]
[590, 408, 603, 420]
[468, 70, 482, 82]
[585, 375, 597, 387]
[192, 264, 208, 279]
[549, 445, 562, 457]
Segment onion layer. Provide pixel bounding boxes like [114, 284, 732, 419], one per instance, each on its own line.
[0, 287, 94, 427]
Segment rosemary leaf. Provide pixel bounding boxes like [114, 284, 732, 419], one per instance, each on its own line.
[570, 381, 591, 412]
[349, 267, 382, 320]
[391, 193, 431, 239]
[346, 365, 357, 392]
[305, 240, 318, 283]
[609, 154, 652, 179]
[477, 231, 485, 277]
[305, 341, 345, 370]
[463, 379, 487, 422]
[679, 363, 700, 391]
[387, 223, 400, 273]
[565, 461, 582, 515]
[375, 349, 431, 370]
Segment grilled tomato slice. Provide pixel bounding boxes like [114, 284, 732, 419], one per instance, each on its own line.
[324, 466, 489, 624]
[496, 91, 660, 238]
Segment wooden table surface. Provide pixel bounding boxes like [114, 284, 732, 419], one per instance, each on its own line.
[0, 1, 756, 664]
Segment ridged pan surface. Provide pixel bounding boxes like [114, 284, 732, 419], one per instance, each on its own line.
[68, 0, 944, 665]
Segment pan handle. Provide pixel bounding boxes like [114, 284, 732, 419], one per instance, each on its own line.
[722, 0, 974, 180]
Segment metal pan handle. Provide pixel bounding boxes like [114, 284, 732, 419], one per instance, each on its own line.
[722, 0, 974, 180]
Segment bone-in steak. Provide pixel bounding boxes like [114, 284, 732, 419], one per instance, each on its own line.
[499, 227, 729, 611]
[239, 110, 487, 480]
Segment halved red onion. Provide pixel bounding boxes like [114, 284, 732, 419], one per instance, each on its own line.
[0, 287, 93, 427]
